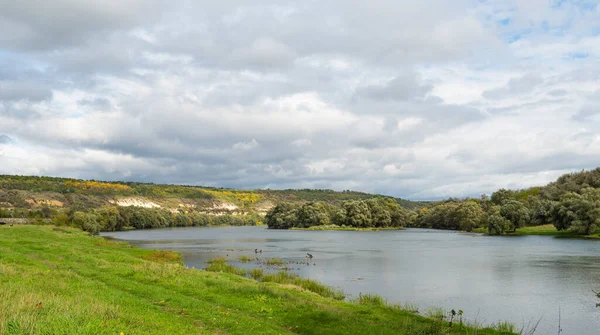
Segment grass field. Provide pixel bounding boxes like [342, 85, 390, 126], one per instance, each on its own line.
[0, 225, 516, 334]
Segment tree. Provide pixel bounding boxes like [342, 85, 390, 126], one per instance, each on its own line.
[265, 203, 300, 229]
[491, 189, 515, 205]
[453, 201, 485, 232]
[343, 201, 372, 228]
[376, 197, 414, 227]
[72, 211, 101, 235]
[95, 206, 121, 231]
[414, 202, 460, 230]
[499, 200, 530, 232]
[528, 198, 555, 226]
[487, 215, 511, 235]
[173, 212, 193, 227]
[551, 188, 600, 235]
[297, 202, 331, 228]
[331, 208, 347, 226]
[366, 198, 392, 227]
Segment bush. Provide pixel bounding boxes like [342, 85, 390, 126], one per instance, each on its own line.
[487, 215, 511, 235]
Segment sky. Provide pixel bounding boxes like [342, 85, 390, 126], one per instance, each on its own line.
[1, 0, 600, 200]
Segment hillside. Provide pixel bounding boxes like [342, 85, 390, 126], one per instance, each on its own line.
[0, 175, 426, 221]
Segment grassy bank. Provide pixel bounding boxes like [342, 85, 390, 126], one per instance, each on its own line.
[0, 225, 517, 335]
[290, 225, 404, 231]
[472, 224, 600, 238]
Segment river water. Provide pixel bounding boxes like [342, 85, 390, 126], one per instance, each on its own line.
[101, 227, 600, 334]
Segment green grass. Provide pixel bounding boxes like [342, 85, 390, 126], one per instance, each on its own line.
[471, 225, 600, 239]
[238, 255, 254, 263]
[514, 224, 600, 238]
[291, 225, 404, 231]
[354, 293, 387, 307]
[0, 225, 516, 335]
[265, 258, 286, 266]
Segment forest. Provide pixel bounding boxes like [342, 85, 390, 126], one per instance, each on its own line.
[266, 168, 600, 236]
[265, 197, 415, 229]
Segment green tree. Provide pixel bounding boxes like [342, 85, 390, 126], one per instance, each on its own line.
[265, 203, 300, 229]
[487, 214, 511, 235]
[414, 202, 460, 229]
[366, 198, 392, 227]
[173, 212, 193, 227]
[551, 188, 600, 235]
[297, 202, 331, 228]
[500, 200, 530, 232]
[72, 211, 101, 235]
[343, 201, 372, 227]
[453, 201, 485, 232]
[491, 189, 515, 205]
[527, 198, 555, 226]
[95, 206, 121, 231]
[331, 208, 347, 226]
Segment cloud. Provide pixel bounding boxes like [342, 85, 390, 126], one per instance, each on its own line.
[571, 90, 600, 122]
[228, 38, 296, 70]
[233, 139, 260, 151]
[355, 72, 433, 101]
[0, 81, 53, 102]
[482, 73, 544, 100]
[1, 0, 600, 199]
[0, 134, 13, 144]
[0, 0, 163, 50]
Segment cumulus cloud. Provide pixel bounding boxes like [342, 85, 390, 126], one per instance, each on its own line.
[1, 0, 599, 199]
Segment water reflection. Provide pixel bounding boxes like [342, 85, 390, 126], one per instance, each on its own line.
[102, 227, 600, 334]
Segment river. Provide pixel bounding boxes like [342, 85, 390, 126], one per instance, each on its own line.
[101, 226, 600, 334]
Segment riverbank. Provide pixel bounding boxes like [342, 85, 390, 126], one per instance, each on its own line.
[0, 225, 515, 334]
[471, 224, 600, 238]
[290, 225, 404, 231]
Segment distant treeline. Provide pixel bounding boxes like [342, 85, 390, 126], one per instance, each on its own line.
[265, 197, 416, 229]
[410, 168, 600, 235]
[61, 206, 260, 234]
[257, 189, 427, 210]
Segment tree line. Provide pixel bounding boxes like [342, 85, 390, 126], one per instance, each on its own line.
[265, 168, 600, 236]
[411, 168, 600, 235]
[265, 197, 416, 229]
[56, 206, 260, 235]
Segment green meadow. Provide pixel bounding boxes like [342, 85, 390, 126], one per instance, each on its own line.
[0, 225, 516, 335]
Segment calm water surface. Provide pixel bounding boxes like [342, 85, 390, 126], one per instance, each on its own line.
[102, 227, 600, 334]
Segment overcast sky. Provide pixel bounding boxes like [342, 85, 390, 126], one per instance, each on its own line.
[1, 0, 599, 200]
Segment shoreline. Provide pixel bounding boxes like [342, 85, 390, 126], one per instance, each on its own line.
[470, 224, 600, 239]
[289, 225, 404, 231]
